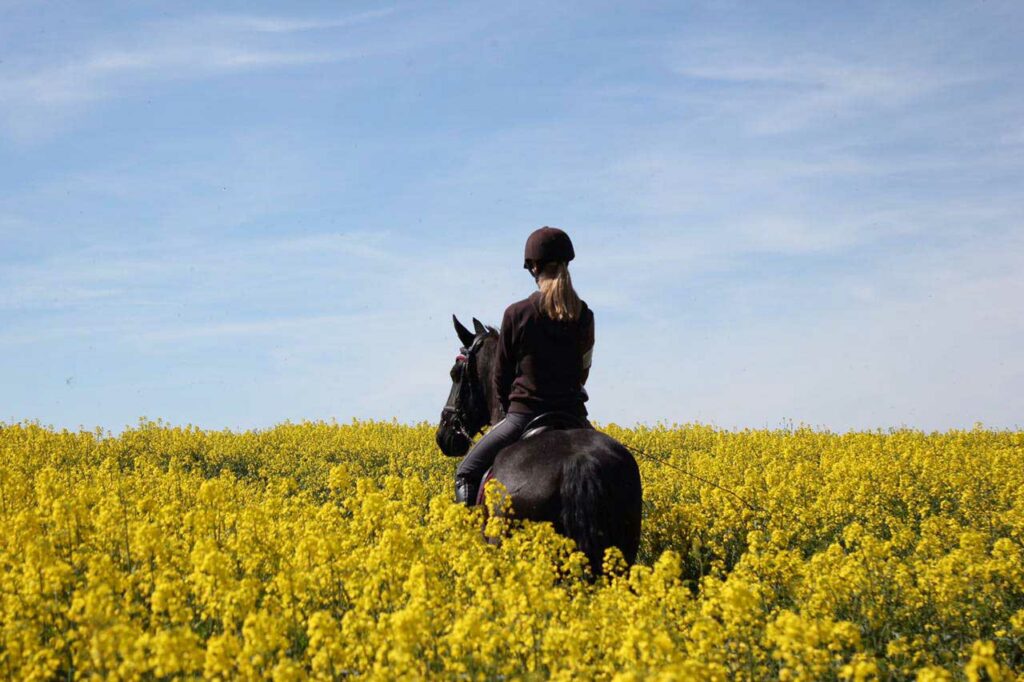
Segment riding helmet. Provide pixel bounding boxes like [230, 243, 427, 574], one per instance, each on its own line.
[523, 226, 575, 269]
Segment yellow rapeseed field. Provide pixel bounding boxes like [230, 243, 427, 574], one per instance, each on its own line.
[0, 419, 1021, 680]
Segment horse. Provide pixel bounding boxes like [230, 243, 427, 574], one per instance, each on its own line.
[435, 315, 642, 575]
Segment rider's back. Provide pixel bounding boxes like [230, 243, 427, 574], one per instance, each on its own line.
[493, 290, 594, 418]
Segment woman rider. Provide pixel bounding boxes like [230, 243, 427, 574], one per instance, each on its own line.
[455, 226, 595, 506]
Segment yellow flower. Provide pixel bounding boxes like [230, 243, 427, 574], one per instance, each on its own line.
[0, 420, 1021, 679]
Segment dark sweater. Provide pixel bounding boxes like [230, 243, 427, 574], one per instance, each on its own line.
[492, 291, 595, 417]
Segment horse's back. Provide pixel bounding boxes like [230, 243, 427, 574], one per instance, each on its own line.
[489, 428, 635, 501]
[488, 428, 643, 569]
[498, 427, 634, 464]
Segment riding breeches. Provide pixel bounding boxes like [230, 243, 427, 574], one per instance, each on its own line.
[455, 412, 534, 483]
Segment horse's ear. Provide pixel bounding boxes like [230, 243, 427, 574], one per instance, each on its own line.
[453, 315, 475, 347]
[472, 318, 486, 336]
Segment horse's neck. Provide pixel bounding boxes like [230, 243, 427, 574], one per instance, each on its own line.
[480, 337, 502, 426]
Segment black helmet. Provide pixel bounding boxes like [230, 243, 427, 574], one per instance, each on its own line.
[523, 226, 575, 269]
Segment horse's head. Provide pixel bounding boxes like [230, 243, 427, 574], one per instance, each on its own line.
[436, 315, 498, 457]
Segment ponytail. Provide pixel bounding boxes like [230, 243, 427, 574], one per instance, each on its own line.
[537, 261, 582, 322]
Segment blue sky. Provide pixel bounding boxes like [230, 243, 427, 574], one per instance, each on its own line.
[1, 0, 1021, 432]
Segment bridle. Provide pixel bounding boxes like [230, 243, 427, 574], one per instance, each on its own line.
[441, 331, 492, 444]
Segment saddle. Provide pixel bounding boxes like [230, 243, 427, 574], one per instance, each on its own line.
[476, 411, 592, 506]
[520, 410, 592, 440]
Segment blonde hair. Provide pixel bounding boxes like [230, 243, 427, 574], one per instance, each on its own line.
[537, 261, 582, 322]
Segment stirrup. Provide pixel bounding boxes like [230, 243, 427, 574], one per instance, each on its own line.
[454, 476, 479, 507]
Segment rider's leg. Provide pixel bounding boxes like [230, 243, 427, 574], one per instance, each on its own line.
[454, 412, 533, 506]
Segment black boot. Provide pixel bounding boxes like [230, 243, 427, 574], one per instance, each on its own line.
[454, 475, 479, 507]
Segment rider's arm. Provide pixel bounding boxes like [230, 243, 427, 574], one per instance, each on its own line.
[492, 305, 517, 415]
[580, 308, 594, 387]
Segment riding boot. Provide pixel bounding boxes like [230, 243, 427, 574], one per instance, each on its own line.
[454, 475, 479, 507]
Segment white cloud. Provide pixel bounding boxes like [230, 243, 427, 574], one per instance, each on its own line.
[4, 44, 357, 107]
[590, 228, 1024, 430]
[133, 312, 389, 344]
[203, 9, 397, 34]
[665, 28, 978, 134]
[0, 231, 391, 311]
[0, 7, 422, 140]
[1003, 127, 1024, 146]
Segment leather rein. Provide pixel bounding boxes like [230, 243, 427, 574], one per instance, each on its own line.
[441, 332, 493, 443]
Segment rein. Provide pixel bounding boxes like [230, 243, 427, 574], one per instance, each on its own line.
[442, 332, 492, 443]
[620, 443, 765, 514]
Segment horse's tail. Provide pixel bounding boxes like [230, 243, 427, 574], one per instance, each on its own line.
[559, 437, 643, 575]
[560, 451, 607, 574]
[560, 444, 642, 575]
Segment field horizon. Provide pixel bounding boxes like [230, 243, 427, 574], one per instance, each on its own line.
[5, 415, 1021, 438]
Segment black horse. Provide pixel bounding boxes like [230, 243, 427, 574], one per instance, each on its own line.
[436, 315, 642, 574]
